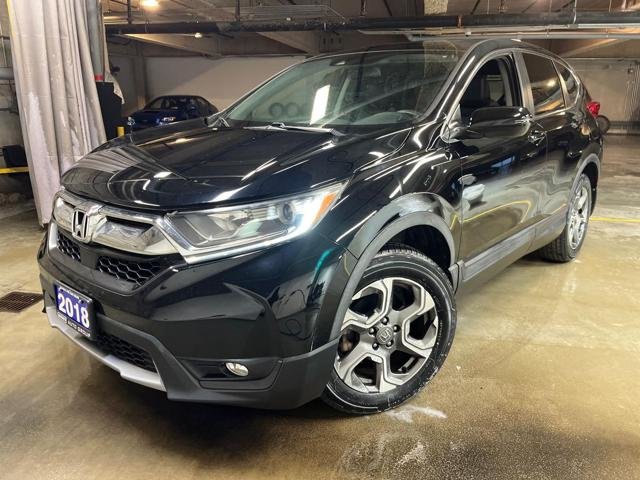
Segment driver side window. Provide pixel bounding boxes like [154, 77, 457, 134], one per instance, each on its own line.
[458, 56, 521, 124]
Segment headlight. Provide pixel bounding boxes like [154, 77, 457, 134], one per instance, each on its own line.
[52, 194, 73, 231]
[159, 116, 176, 123]
[165, 183, 345, 260]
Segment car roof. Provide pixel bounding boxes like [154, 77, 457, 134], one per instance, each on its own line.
[153, 95, 201, 99]
[309, 38, 562, 63]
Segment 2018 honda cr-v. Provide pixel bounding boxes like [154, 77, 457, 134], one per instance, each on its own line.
[38, 39, 602, 414]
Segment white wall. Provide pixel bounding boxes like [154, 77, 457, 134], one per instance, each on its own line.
[567, 59, 640, 124]
[144, 56, 304, 111]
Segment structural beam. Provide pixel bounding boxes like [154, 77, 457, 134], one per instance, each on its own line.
[258, 31, 320, 53]
[105, 11, 640, 34]
[555, 38, 629, 57]
[124, 34, 222, 57]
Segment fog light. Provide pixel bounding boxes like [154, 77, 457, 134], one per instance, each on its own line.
[225, 362, 249, 377]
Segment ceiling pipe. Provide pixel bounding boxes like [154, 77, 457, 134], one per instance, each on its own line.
[406, 32, 640, 40]
[104, 11, 640, 35]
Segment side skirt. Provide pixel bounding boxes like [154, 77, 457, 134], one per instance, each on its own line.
[455, 209, 567, 294]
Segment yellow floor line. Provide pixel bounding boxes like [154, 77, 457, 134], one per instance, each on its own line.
[0, 166, 29, 174]
[591, 216, 640, 224]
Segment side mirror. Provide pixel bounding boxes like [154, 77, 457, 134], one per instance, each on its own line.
[446, 106, 532, 142]
[468, 106, 532, 138]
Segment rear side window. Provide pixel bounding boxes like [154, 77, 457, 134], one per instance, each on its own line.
[522, 54, 565, 115]
[556, 63, 579, 105]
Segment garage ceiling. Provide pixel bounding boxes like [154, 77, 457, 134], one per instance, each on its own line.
[103, 0, 640, 58]
[103, 0, 639, 20]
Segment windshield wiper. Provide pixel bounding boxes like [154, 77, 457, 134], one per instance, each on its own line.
[250, 122, 344, 137]
[206, 113, 230, 128]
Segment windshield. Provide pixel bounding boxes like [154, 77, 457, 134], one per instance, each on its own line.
[225, 49, 460, 130]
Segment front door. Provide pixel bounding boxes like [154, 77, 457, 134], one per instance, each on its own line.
[448, 55, 548, 262]
[521, 54, 587, 220]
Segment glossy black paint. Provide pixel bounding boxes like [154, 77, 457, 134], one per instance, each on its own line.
[40, 39, 602, 408]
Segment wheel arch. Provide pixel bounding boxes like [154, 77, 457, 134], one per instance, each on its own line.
[328, 204, 457, 341]
[573, 151, 601, 214]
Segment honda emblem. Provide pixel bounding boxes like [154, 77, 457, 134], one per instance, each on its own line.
[72, 209, 90, 242]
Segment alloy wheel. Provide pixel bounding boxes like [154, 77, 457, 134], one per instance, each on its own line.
[568, 183, 590, 250]
[334, 277, 439, 394]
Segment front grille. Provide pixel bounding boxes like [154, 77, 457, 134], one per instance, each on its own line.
[57, 232, 81, 262]
[94, 331, 156, 372]
[97, 256, 164, 285]
[56, 230, 166, 287]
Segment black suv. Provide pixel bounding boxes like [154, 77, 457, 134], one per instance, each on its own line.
[38, 39, 602, 414]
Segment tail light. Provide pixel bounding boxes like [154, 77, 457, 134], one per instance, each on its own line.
[587, 101, 601, 117]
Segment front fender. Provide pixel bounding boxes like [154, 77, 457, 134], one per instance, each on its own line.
[341, 192, 459, 261]
[312, 193, 459, 348]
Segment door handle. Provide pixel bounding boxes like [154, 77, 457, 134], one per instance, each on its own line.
[459, 174, 477, 186]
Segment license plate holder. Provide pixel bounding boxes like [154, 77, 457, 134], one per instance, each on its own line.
[54, 284, 95, 340]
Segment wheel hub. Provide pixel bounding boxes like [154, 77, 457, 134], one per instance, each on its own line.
[334, 276, 439, 394]
[375, 325, 394, 345]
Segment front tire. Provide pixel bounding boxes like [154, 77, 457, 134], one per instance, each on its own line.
[539, 173, 592, 263]
[321, 246, 456, 415]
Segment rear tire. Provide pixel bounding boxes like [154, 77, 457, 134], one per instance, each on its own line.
[539, 173, 592, 263]
[321, 246, 456, 415]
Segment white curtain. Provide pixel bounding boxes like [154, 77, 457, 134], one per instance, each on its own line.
[8, 0, 105, 224]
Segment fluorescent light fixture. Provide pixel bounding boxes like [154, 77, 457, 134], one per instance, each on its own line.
[140, 0, 159, 8]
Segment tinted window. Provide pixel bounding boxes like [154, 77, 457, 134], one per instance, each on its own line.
[459, 57, 520, 123]
[556, 63, 579, 105]
[147, 97, 188, 110]
[523, 54, 565, 115]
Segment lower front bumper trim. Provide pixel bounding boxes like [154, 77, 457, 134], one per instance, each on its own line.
[45, 306, 166, 392]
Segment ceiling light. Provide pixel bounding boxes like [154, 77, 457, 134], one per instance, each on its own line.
[194, 32, 203, 39]
[140, 0, 159, 8]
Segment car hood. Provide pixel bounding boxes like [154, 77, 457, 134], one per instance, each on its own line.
[62, 124, 410, 211]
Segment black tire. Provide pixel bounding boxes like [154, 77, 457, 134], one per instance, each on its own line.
[539, 173, 592, 263]
[321, 246, 457, 415]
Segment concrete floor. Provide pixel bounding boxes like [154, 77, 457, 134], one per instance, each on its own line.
[1, 136, 639, 480]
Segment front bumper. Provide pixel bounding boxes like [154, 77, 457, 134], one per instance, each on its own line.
[45, 305, 165, 391]
[39, 223, 352, 409]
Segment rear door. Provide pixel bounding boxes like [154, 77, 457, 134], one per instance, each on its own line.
[449, 54, 547, 262]
[520, 53, 583, 220]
